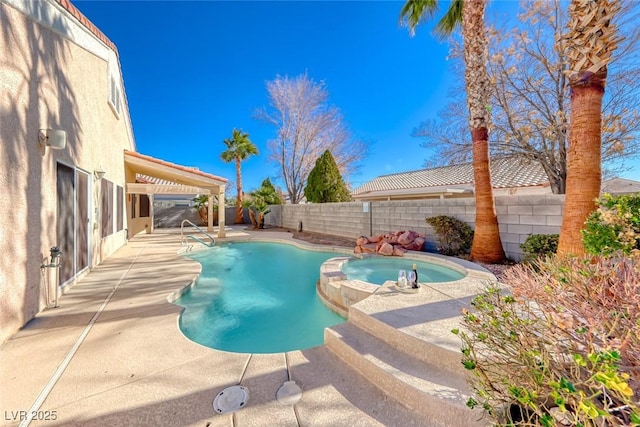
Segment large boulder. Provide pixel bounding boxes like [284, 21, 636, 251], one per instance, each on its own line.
[368, 234, 383, 243]
[361, 243, 378, 254]
[377, 242, 394, 256]
[356, 236, 369, 246]
[398, 230, 418, 246]
[393, 246, 406, 257]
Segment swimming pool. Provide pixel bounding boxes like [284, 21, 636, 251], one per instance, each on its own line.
[342, 257, 465, 285]
[176, 242, 345, 354]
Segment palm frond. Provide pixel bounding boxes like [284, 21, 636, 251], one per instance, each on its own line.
[435, 0, 463, 37]
[399, 0, 439, 36]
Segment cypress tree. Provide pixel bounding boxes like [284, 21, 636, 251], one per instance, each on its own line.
[304, 150, 351, 203]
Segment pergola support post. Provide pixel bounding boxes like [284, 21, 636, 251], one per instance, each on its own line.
[207, 194, 214, 233]
[217, 185, 226, 238]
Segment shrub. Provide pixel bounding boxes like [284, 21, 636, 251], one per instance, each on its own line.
[455, 255, 640, 426]
[519, 234, 558, 262]
[582, 193, 640, 256]
[425, 215, 473, 256]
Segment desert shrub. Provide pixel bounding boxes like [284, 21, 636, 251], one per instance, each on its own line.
[519, 234, 558, 262]
[425, 215, 473, 256]
[455, 255, 640, 426]
[582, 193, 640, 256]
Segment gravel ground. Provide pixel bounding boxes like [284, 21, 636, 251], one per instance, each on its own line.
[473, 262, 517, 283]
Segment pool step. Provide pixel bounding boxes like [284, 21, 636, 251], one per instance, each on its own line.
[348, 288, 469, 379]
[324, 322, 485, 427]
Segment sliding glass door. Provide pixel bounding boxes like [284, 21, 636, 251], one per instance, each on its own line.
[56, 163, 90, 286]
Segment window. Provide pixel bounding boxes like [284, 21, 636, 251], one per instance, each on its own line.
[116, 185, 123, 232]
[139, 194, 150, 218]
[101, 179, 114, 238]
[108, 74, 121, 118]
[131, 194, 137, 219]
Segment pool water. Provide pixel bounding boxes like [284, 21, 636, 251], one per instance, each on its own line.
[176, 242, 345, 353]
[342, 257, 465, 285]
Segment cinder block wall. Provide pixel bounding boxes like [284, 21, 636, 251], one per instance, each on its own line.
[265, 194, 565, 261]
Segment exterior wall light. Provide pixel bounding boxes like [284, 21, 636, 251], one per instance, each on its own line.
[38, 129, 67, 150]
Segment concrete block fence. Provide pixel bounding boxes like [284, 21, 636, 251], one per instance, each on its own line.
[264, 195, 565, 261]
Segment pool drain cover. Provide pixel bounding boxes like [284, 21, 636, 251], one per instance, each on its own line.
[213, 385, 249, 414]
[276, 381, 302, 405]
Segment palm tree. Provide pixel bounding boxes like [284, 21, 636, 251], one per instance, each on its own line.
[400, 0, 505, 263]
[221, 129, 258, 224]
[557, 0, 621, 256]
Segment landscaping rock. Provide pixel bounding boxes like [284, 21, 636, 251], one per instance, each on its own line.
[356, 236, 369, 246]
[361, 243, 378, 254]
[368, 234, 382, 243]
[353, 229, 425, 256]
[378, 242, 394, 256]
[392, 246, 406, 257]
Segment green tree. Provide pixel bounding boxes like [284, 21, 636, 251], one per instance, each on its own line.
[304, 150, 351, 203]
[220, 129, 258, 224]
[400, 0, 506, 263]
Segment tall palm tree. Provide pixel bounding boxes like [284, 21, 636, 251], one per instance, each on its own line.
[221, 129, 258, 224]
[557, 0, 621, 256]
[400, 0, 505, 263]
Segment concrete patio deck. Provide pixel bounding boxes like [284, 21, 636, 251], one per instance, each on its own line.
[0, 227, 490, 427]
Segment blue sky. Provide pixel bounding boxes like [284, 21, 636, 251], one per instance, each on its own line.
[74, 1, 638, 192]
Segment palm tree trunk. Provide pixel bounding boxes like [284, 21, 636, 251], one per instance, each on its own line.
[470, 128, 505, 263]
[235, 157, 244, 224]
[557, 71, 606, 256]
[463, 0, 506, 263]
[248, 209, 258, 229]
[556, 0, 620, 256]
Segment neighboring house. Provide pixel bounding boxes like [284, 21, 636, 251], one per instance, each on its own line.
[352, 157, 640, 201]
[352, 158, 550, 201]
[601, 177, 640, 195]
[0, 0, 227, 343]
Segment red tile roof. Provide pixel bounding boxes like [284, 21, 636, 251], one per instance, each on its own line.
[56, 0, 118, 55]
[124, 150, 228, 183]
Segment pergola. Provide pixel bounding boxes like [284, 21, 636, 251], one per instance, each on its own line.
[123, 150, 228, 237]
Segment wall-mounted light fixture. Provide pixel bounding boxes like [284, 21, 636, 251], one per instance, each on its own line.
[38, 129, 67, 150]
[94, 166, 106, 180]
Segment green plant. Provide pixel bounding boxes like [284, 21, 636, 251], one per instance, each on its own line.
[303, 150, 351, 203]
[244, 178, 279, 229]
[425, 215, 473, 256]
[191, 195, 217, 226]
[519, 234, 558, 262]
[455, 255, 640, 426]
[582, 193, 640, 256]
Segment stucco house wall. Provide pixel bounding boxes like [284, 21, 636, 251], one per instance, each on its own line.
[0, 0, 135, 343]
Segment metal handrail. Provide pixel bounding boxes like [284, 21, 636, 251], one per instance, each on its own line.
[180, 219, 215, 247]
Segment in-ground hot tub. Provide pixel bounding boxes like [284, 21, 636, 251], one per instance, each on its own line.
[317, 254, 469, 316]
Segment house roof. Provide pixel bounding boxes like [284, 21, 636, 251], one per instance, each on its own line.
[124, 150, 227, 195]
[352, 157, 549, 197]
[601, 177, 640, 194]
[56, 0, 118, 54]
